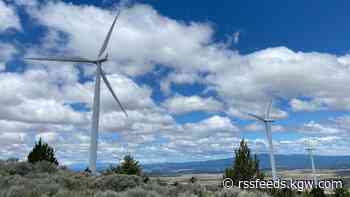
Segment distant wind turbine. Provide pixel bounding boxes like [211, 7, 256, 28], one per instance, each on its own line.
[247, 99, 277, 180]
[24, 10, 128, 174]
[306, 139, 318, 184]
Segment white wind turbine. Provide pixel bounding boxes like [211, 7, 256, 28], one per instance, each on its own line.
[247, 99, 277, 180]
[306, 138, 318, 184]
[24, 11, 128, 174]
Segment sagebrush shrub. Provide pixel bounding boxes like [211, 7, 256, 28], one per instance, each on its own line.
[141, 181, 172, 196]
[0, 160, 275, 197]
[121, 187, 162, 197]
[52, 174, 89, 190]
[52, 189, 95, 197]
[8, 162, 33, 176]
[4, 185, 41, 197]
[91, 174, 142, 192]
[33, 161, 58, 174]
[94, 190, 122, 197]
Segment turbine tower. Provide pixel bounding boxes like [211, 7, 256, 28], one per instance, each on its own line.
[306, 139, 317, 184]
[247, 99, 277, 180]
[24, 11, 127, 174]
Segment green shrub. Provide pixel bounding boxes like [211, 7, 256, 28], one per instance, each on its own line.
[52, 174, 89, 190]
[91, 174, 142, 192]
[122, 187, 161, 197]
[32, 183, 61, 196]
[7, 162, 34, 176]
[4, 185, 41, 197]
[215, 187, 241, 197]
[33, 161, 58, 174]
[214, 188, 270, 197]
[53, 189, 95, 197]
[141, 181, 171, 195]
[266, 188, 299, 197]
[27, 138, 58, 165]
[94, 190, 121, 197]
[0, 161, 276, 197]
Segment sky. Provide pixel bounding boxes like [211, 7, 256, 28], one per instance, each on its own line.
[0, 0, 349, 165]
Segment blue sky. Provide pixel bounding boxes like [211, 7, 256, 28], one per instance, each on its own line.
[0, 0, 349, 165]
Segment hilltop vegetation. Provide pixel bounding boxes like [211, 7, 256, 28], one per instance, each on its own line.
[0, 139, 271, 197]
[0, 138, 348, 197]
[0, 160, 272, 197]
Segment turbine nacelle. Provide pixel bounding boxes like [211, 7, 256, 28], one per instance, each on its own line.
[247, 98, 277, 181]
[94, 53, 108, 64]
[247, 113, 274, 123]
[23, 10, 125, 174]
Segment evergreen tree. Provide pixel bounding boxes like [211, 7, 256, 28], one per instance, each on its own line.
[27, 138, 58, 165]
[117, 154, 142, 175]
[334, 188, 350, 197]
[106, 154, 142, 176]
[224, 139, 264, 186]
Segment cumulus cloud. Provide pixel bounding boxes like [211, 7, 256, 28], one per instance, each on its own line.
[26, 2, 213, 76]
[160, 71, 205, 95]
[299, 119, 348, 137]
[0, 43, 16, 71]
[0, 0, 21, 31]
[0, 0, 348, 164]
[23, 1, 350, 115]
[163, 94, 223, 115]
[244, 122, 286, 133]
[290, 98, 326, 112]
[206, 47, 350, 118]
[233, 32, 240, 44]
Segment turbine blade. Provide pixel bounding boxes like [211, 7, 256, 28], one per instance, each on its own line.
[265, 98, 273, 119]
[100, 68, 128, 117]
[247, 113, 265, 122]
[24, 57, 94, 63]
[98, 10, 121, 58]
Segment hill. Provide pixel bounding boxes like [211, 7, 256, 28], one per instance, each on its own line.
[68, 154, 350, 175]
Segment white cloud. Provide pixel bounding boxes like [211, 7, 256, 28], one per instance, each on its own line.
[24, 1, 350, 115]
[290, 98, 325, 112]
[0, 1, 348, 164]
[184, 115, 238, 135]
[160, 72, 204, 95]
[0, 43, 16, 71]
[244, 122, 286, 133]
[27, 2, 213, 76]
[35, 132, 59, 143]
[0, 0, 21, 31]
[205, 47, 350, 118]
[163, 94, 223, 115]
[300, 120, 345, 135]
[233, 32, 240, 44]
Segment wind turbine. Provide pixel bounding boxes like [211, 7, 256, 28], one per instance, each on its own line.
[306, 139, 317, 184]
[24, 11, 128, 174]
[247, 99, 277, 180]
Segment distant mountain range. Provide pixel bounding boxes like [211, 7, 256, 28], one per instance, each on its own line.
[68, 154, 350, 175]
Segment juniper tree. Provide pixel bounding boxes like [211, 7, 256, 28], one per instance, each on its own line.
[27, 138, 58, 165]
[224, 139, 264, 186]
[106, 154, 142, 176]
